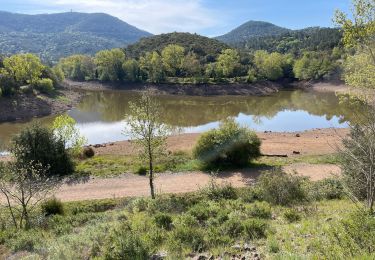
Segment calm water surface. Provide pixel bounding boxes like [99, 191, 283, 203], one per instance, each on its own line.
[0, 89, 365, 151]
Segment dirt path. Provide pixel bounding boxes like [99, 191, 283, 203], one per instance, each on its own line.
[55, 163, 340, 202]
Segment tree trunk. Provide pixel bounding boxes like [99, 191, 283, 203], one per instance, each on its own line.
[149, 159, 155, 199]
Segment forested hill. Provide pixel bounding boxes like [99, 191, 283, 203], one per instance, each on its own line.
[126, 32, 230, 59]
[233, 27, 343, 54]
[215, 21, 291, 44]
[0, 11, 152, 63]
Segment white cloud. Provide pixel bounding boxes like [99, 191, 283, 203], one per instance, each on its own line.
[26, 0, 220, 34]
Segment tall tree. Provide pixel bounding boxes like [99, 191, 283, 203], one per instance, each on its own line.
[140, 52, 164, 83]
[216, 49, 240, 78]
[124, 90, 172, 199]
[161, 44, 185, 76]
[95, 48, 126, 81]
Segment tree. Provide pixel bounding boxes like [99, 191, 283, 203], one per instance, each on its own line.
[293, 52, 334, 80]
[140, 52, 164, 83]
[1, 53, 44, 85]
[122, 59, 140, 82]
[124, 90, 172, 199]
[335, 0, 375, 88]
[339, 110, 375, 213]
[10, 124, 74, 177]
[216, 49, 240, 77]
[52, 115, 87, 157]
[58, 55, 95, 81]
[0, 161, 61, 229]
[254, 51, 286, 81]
[161, 44, 185, 76]
[182, 52, 201, 77]
[95, 48, 126, 81]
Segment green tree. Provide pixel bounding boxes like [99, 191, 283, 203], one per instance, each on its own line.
[161, 44, 185, 76]
[124, 90, 173, 199]
[182, 52, 201, 77]
[122, 59, 140, 82]
[335, 0, 375, 88]
[1, 53, 44, 85]
[140, 51, 164, 83]
[58, 55, 95, 81]
[216, 49, 240, 77]
[95, 48, 126, 81]
[254, 51, 286, 81]
[52, 115, 87, 157]
[293, 52, 334, 80]
[10, 124, 74, 177]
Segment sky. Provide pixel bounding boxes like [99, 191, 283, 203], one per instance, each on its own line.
[1, 0, 351, 36]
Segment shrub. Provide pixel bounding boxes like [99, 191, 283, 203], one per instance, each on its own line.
[83, 147, 95, 158]
[247, 201, 272, 219]
[41, 197, 65, 216]
[257, 168, 308, 205]
[283, 209, 301, 223]
[103, 223, 150, 260]
[10, 124, 74, 177]
[203, 179, 238, 201]
[136, 166, 147, 176]
[309, 178, 344, 201]
[34, 78, 54, 94]
[168, 223, 205, 253]
[243, 219, 268, 239]
[221, 216, 244, 237]
[193, 119, 261, 168]
[153, 213, 173, 230]
[0, 75, 17, 96]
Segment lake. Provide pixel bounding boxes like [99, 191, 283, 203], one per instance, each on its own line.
[0, 89, 364, 151]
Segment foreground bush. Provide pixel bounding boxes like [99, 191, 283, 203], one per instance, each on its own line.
[193, 119, 261, 168]
[10, 124, 74, 177]
[257, 168, 307, 205]
[41, 197, 65, 216]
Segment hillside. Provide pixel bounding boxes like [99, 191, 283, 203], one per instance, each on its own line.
[234, 27, 343, 54]
[0, 11, 152, 62]
[216, 20, 291, 44]
[125, 32, 230, 59]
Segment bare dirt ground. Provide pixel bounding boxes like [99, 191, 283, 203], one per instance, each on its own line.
[51, 128, 345, 202]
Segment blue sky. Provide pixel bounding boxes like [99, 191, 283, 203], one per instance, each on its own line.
[1, 0, 351, 36]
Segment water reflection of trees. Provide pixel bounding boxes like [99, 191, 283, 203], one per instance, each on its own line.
[76, 90, 367, 127]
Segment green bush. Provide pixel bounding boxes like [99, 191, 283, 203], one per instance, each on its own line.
[168, 223, 205, 253]
[41, 197, 65, 216]
[136, 166, 147, 176]
[283, 209, 301, 223]
[203, 180, 238, 201]
[193, 119, 261, 168]
[309, 178, 344, 201]
[10, 124, 74, 177]
[247, 201, 272, 219]
[221, 216, 244, 237]
[0, 75, 17, 96]
[103, 223, 150, 260]
[243, 218, 268, 239]
[257, 168, 308, 205]
[153, 213, 173, 230]
[34, 78, 54, 94]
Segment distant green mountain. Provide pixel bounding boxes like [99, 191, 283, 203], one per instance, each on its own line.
[233, 27, 343, 54]
[0, 11, 152, 62]
[126, 32, 230, 60]
[216, 21, 291, 44]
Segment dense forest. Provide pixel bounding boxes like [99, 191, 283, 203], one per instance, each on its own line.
[0, 11, 151, 63]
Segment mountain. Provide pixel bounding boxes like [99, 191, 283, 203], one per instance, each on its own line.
[126, 32, 230, 59]
[234, 27, 342, 54]
[216, 21, 291, 44]
[0, 11, 152, 62]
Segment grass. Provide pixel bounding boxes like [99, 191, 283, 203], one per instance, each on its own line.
[1, 175, 371, 259]
[76, 152, 340, 177]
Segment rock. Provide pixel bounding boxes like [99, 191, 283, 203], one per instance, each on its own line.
[150, 251, 167, 260]
[232, 244, 242, 250]
[295, 134, 301, 137]
[243, 243, 251, 251]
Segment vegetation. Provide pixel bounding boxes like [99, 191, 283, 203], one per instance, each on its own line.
[124, 90, 173, 199]
[0, 11, 151, 63]
[10, 124, 74, 177]
[335, 0, 375, 88]
[193, 119, 261, 168]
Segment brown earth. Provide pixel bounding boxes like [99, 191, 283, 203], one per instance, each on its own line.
[0, 89, 82, 123]
[63, 79, 288, 96]
[52, 128, 345, 202]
